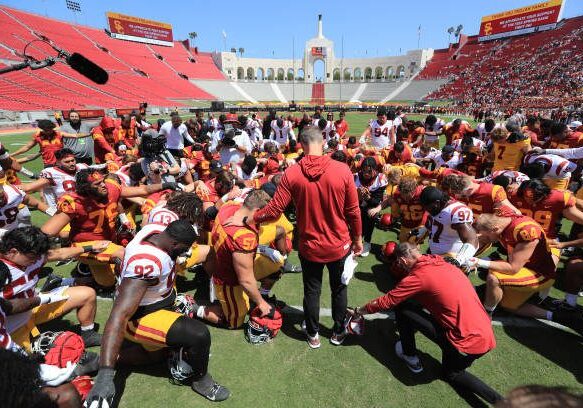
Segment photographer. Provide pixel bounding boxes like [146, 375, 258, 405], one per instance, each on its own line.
[210, 114, 252, 166]
[139, 129, 181, 185]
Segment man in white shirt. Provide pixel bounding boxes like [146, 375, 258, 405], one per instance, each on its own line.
[159, 114, 195, 158]
[210, 115, 252, 165]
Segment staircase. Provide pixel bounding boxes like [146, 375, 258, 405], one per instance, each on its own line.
[311, 83, 325, 105]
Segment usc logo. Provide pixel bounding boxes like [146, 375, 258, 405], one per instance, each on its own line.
[114, 20, 124, 34]
[484, 22, 492, 35]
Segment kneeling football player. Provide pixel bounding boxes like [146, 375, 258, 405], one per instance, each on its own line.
[85, 220, 229, 406]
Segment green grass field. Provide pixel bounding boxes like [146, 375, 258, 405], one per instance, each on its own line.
[4, 112, 583, 407]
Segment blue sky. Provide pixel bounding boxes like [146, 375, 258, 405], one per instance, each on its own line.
[2, 0, 582, 58]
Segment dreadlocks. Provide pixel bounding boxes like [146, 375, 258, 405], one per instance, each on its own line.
[165, 192, 203, 225]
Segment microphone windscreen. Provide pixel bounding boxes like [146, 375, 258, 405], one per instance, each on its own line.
[67, 53, 108, 85]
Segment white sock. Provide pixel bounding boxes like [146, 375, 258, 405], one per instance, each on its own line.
[81, 323, 94, 331]
[484, 305, 496, 313]
[546, 311, 554, 321]
[565, 293, 578, 307]
[61, 277, 75, 286]
[196, 306, 205, 319]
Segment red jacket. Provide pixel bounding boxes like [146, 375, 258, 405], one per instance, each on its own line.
[364, 255, 495, 355]
[254, 155, 362, 262]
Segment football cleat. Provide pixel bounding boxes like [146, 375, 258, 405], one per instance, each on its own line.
[168, 347, 194, 384]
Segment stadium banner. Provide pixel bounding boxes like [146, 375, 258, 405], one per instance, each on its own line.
[115, 108, 137, 116]
[478, 0, 564, 42]
[311, 47, 327, 57]
[62, 109, 105, 119]
[106, 12, 174, 47]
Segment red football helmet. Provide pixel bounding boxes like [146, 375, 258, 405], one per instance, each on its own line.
[382, 241, 398, 259]
[43, 331, 85, 368]
[245, 306, 283, 345]
[377, 213, 393, 230]
[70, 376, 94, 401]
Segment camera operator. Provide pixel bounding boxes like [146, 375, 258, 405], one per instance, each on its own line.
[139, 129, 181, 184]
[210, 114, 252, 166]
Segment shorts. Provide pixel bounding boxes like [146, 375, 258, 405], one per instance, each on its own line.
[10, 296, 69, 351]
[213, 281, 250, 329]
[125, 309, 182, 351]
[74, 241, 124, 287]
[492, 268, 555, 310]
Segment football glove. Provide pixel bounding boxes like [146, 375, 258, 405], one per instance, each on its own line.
[257, 245, 286, 264]
[84, 367, 115, 408]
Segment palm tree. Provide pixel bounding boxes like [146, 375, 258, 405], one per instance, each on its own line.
[188, 32, 197, 48]
[238, 47, 244, 58]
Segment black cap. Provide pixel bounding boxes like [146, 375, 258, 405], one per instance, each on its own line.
[209, 160, 223, 173]
[420, 186, 445, 207]
[166, 219, 198, 245]
[260, 182, 277, 198]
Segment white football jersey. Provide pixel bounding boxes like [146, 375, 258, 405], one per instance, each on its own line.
[354, 173, 388, 193]
[476, 122, 503, 142]
[481, 170, 530, 185]
[1, 256, 47, 334]
[0, 304, 13, 349]
[119, 224, 176, 306]
[412, 146, 439, 159]
[318, 121, 336, 143]
[369, 119, 394, 149]
[270, 120, 295, 145]
[427, 201, 473, 256]
[523, 152, 577, 180]
[424, 118, 445, 144]
[452, 137, 486, 153]
[147, 206, 180, 226]
[39, 164, 88, 207]
[0, 184, 26, 232]
[432, 151, 462, 169]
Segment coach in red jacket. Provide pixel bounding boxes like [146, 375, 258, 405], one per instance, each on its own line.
[354, 243, 502, 404]
[253, 126, 363, 349]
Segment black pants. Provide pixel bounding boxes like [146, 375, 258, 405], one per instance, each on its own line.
[166, 316, 211, 380]
[361, 208, 376, 243]
[299, 252, 348, 336]
[395, 303, 503, 404]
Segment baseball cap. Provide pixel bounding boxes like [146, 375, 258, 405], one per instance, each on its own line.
[224, 113, 240, 124]
[209, 160, 223, 173]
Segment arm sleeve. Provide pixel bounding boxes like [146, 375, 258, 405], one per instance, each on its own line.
[364, 274, 422, 314]
[344, 169, 363, 238]
[253, 171, 293, 223]
[545, 147, 583, 160]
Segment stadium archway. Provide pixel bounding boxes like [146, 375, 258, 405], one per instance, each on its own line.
[397, 65, 405, 78]
[277, 68, 285, 81]
[375, 66, 383, 81]
[343, 68, 352, 81]
[386, 66, 394, 80]
[287, 68, 294, 81]
[364, 67, 372, 82]
[267, 68, 275, 81]
[313, 59, 325, 82]
[296, 68, 304, 81]
[247, 67, 254, 80]
[354, 68, 362, 81]
[257, 68, 265, 81]
[237, 67, 244, 80]
[333, 68, 340, 81]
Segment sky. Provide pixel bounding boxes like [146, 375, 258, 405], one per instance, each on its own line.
[1, 0, 582, 59]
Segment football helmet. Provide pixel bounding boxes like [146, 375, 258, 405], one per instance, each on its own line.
[44, 331, 85, 368]
[168, 347, 194, 384]
[382, 241, 397, 259]
[174, 293, 198, 318]
[344, 309, 365, 336]
[71, 376, 94, 401]
[376, 213, 393, 231]
[244, 306, 282, 345]
[31, 331, 63, 355]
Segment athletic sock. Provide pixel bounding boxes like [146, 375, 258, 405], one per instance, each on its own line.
[196, 306, 206, 319]
[565, 293, 578, 307]
[81, 323, 95, 331]
[484, 305, 496, 313]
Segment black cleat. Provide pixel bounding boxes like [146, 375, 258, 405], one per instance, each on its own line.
[40, 274, 63, 293]
[80, 329, 102, 347]
[191, 374, 230, 402]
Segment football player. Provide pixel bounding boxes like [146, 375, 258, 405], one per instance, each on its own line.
[418, 187, 478, 266]
[0, 227, 108, 350]
[382, 178, 425, 243]
[471, 213, 583, 336]
[85, 220, 230, 406]
[270, 117, 296, 146]
[423, 115, 445, 149]
[522, 151, 577, 191]
[490, 125, 531, 172]
[41, 169, 181, 287]
[360, 107, 395, 150]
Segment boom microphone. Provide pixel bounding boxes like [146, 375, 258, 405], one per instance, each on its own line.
[66, 53, 109, 85]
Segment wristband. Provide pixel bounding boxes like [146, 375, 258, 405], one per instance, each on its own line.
[44, 206, 57, 217]
[38, 293, 52, 305]
[82, 245, 93, 253]
[476, 259, 491, 269]
[455, 243, 477, 266]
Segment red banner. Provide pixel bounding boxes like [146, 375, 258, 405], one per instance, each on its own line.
[107, 12, 173, 46]
[62, 109, 105, 119]
[115, 108, 137, 116]
[479, 0, 564, 41]
[311, 47, 326, 57]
